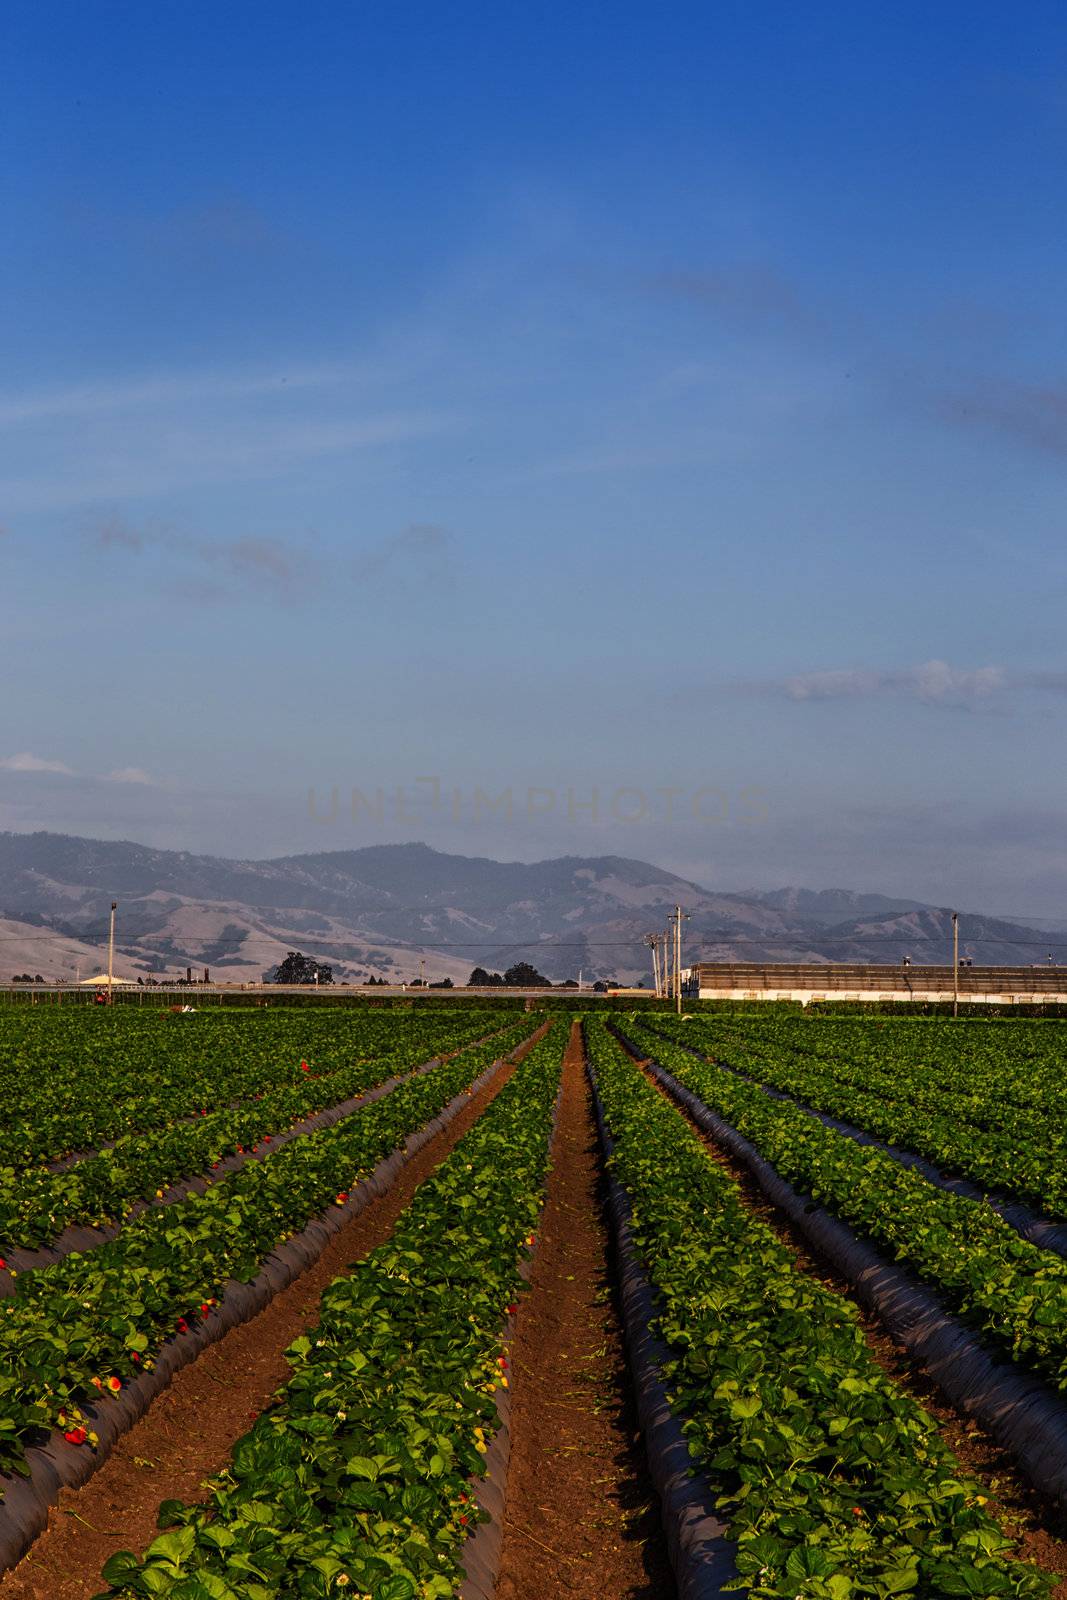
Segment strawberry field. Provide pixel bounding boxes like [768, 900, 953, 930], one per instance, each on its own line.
[1, 1004, 1067, 1600]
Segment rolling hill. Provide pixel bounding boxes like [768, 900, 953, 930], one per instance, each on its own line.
[0, 832, 1057, 984]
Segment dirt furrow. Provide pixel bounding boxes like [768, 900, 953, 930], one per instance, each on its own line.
[0, 1025, 547, 1600]
[625, 1044, 1067, 1595]
[495, 1021, 675, 1600]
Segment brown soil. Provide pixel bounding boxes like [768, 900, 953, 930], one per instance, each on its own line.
[495, 1021, 675, 1600]
[0, 1024, 548, 1600]
[626, 1043, 1067, 1596]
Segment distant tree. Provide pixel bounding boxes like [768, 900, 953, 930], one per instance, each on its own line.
[430, 977, 454, 988]
[467, 966, 504, 986]
[503, 961, 550, 987]
[560, 979, 579, 989]
[272, 951, 334, 985]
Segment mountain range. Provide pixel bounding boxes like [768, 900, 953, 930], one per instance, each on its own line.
[0, 831, 1060, 985]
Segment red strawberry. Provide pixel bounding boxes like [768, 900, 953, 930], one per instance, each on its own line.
[64, 1427, 88, 1445]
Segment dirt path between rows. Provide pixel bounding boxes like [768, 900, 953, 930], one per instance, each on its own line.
[622, 1038, 1067, 1597]
[495, 1021, 675, 1600]
[0, 1024, 548, 1600]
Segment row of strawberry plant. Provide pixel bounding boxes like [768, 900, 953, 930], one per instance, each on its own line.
[0, 1008, 503, 1165]
[672, 1013, 1067, 1147]
[643, 1016, 1067, 1219]
[0, 1017, 517, 1253]
[627, 1025, 1067, 1395]
[0, 1016, 539, 1480]
[93, 1020, 567, 1600]
[586, 1019, 1051, 1600]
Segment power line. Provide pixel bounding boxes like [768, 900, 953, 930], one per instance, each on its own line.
[6, 928, 1067, 947]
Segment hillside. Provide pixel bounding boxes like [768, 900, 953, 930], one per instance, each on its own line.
[0, 832, 1054, 984]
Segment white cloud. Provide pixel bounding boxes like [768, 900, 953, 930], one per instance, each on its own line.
[104, 767, 156, 786]
[782, 660, 1007, 709]
[0, 752, 75, 774]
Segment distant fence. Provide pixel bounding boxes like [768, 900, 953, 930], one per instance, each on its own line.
[0, 984, 606, 1007]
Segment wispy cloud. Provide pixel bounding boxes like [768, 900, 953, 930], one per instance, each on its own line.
[643, 265, 811, 329]
[1, 757, 165, 787]
[90, 516, 466, 600]
[358, 525, 459, 587]
[0, 752, 75, 774]
[784, 660, 1006, 708]
[90, 515, 313, 596]
[201, 534, 305, 588]
[736, 659, 1067, 711]
[104, 767, 157, 786]
[0, 364, 349, 429]
[95, 514, 152, 551]
[0, 343, 461, 513]
[938, 379, 1067, 459]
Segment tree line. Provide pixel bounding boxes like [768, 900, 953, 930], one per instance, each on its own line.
[269, 952, 567, 987]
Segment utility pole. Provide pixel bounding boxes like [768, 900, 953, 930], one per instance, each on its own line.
[669, 905, 690, 1015]
[107, 901, 117, 1006]
[952, 911, 959, 1019]
[644, 933, 660, 997]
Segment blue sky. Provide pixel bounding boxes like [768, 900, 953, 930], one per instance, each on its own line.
[2, 1, 1066, 913]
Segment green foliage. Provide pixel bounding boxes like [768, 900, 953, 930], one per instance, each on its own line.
[625, 1019, 1067, 1391]
[0, 1008, 503, 1166]
[0, 1016, 539, 1479]
[272, 953, 334, 986]
[92, 1022, 567, 1598]
[584, 1018, 1051, 1600]
[501, 963, 550, 987]
[467, 963, 551, 987]
[651, 1011, 1067, 1216]
[0, 1012, 512, 1250]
